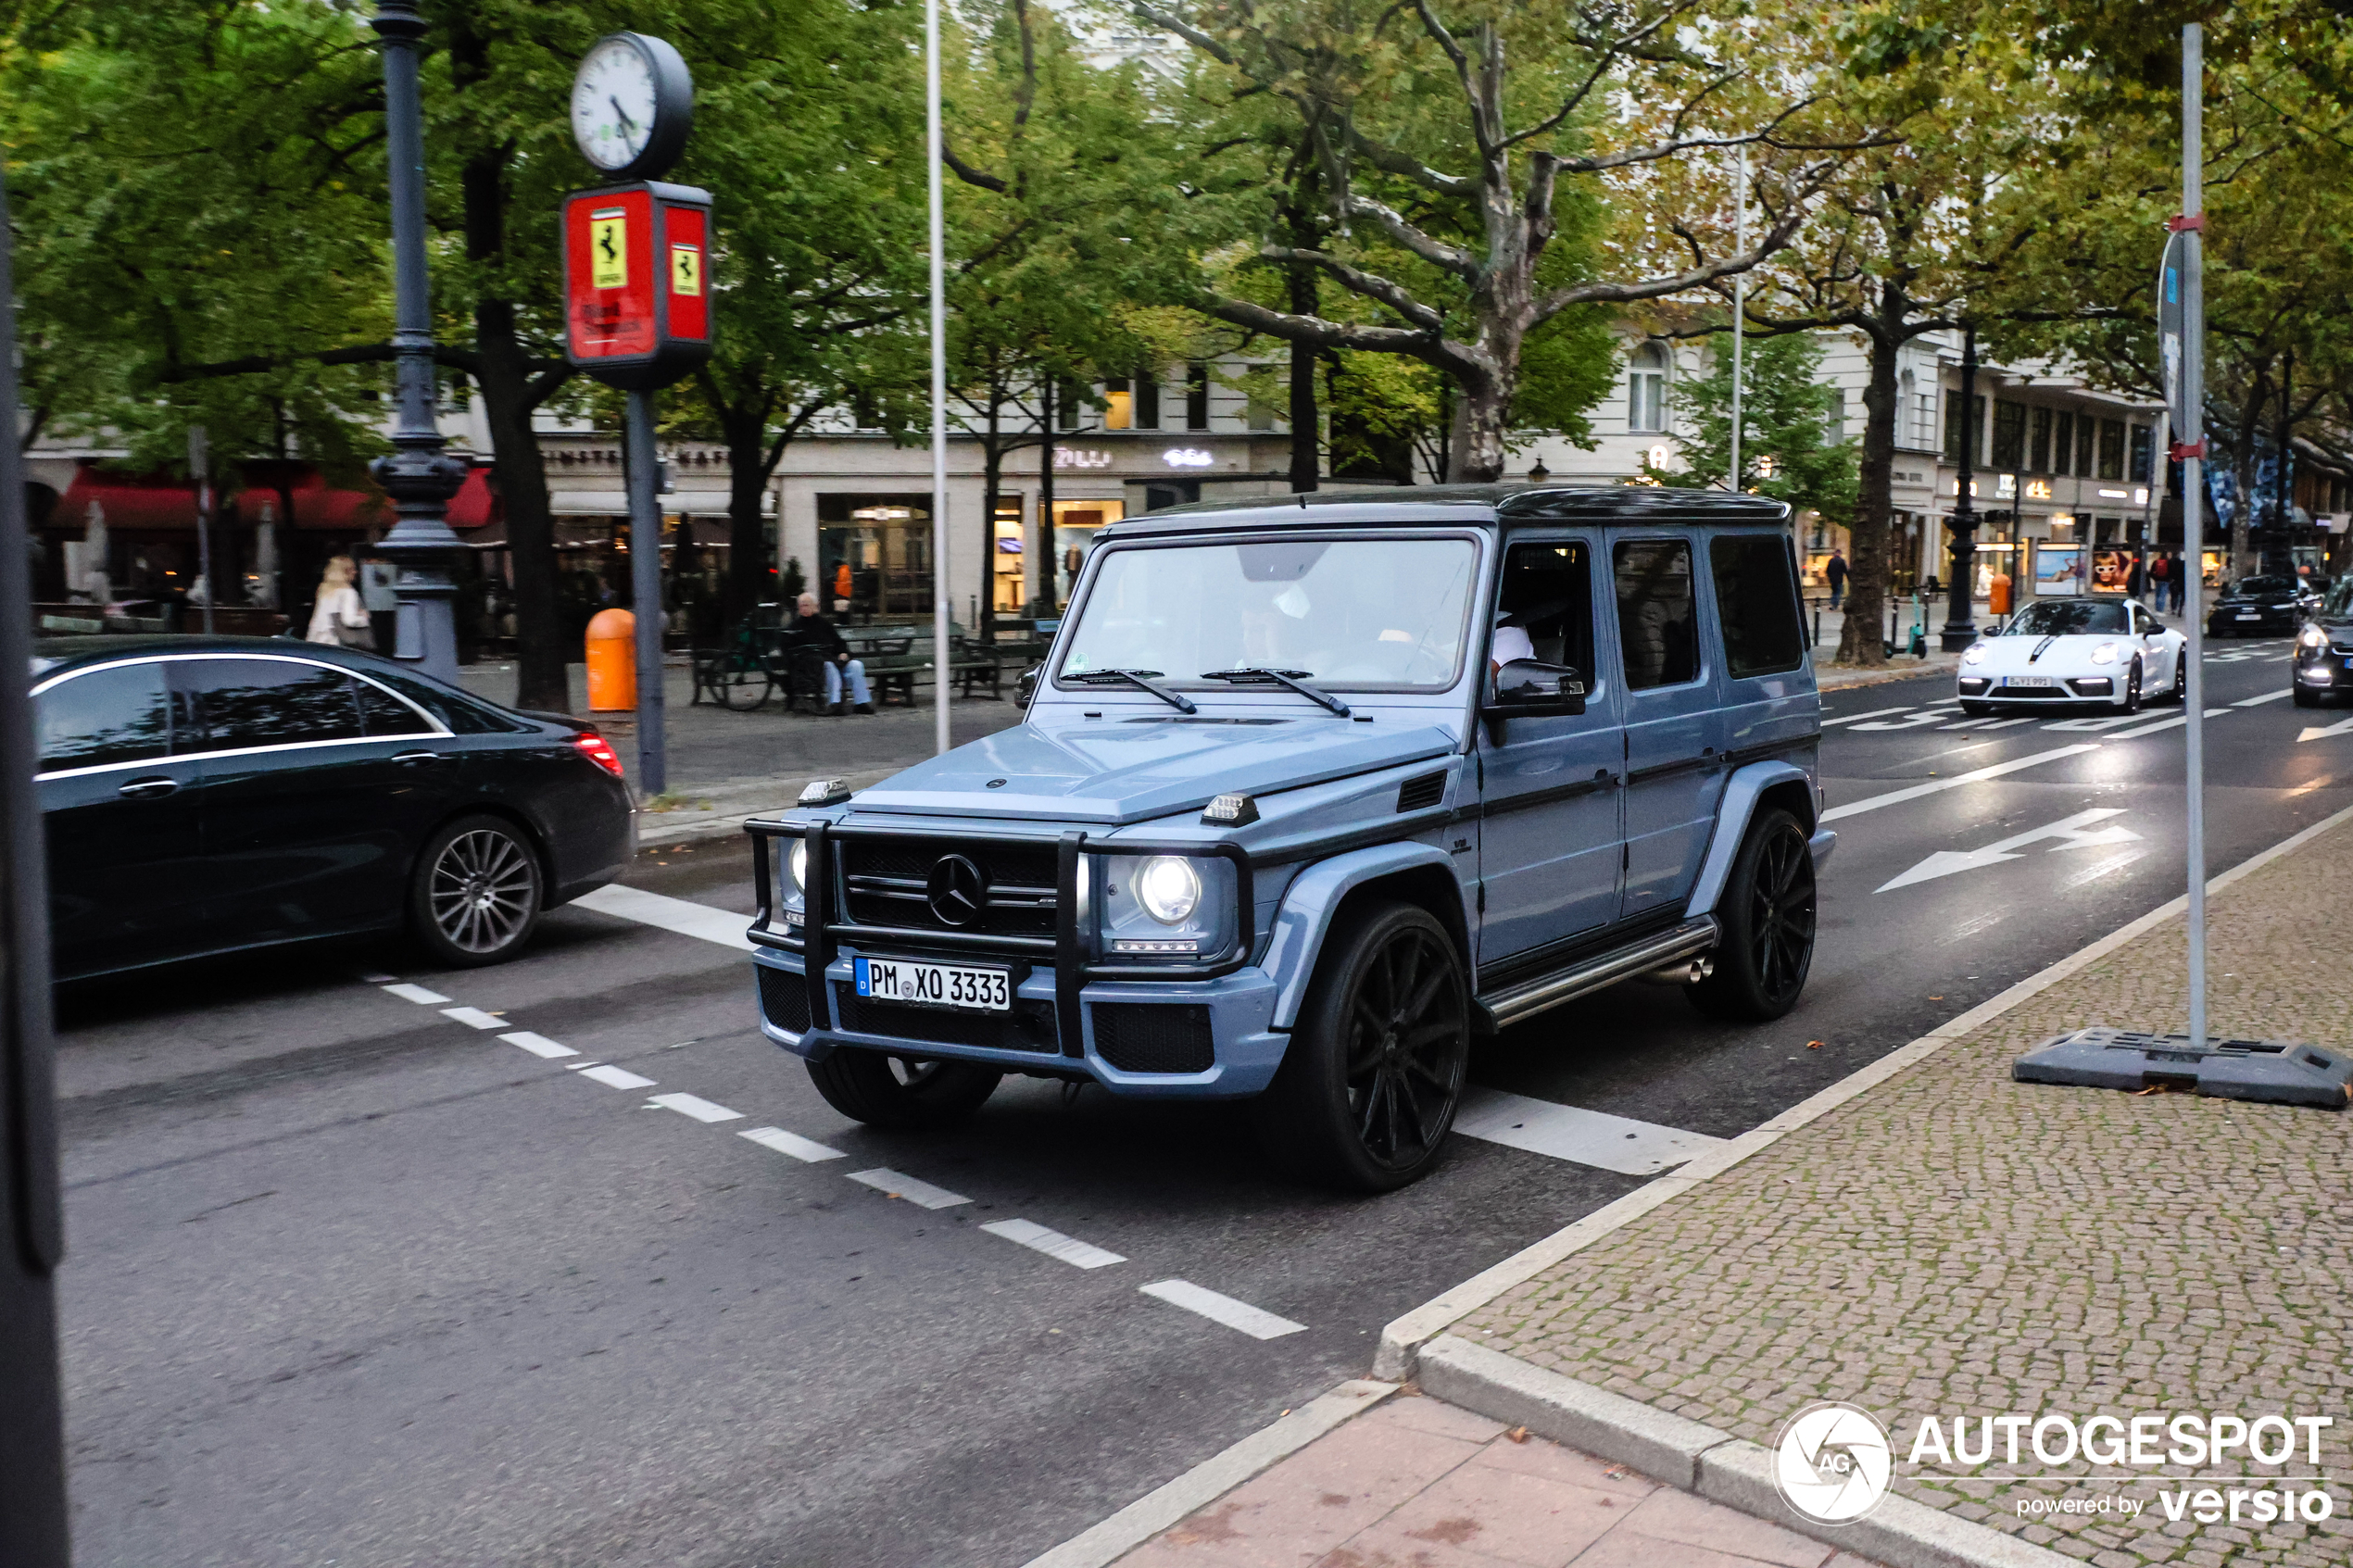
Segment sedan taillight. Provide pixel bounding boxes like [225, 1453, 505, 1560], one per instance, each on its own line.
[574, 733, 624, 778]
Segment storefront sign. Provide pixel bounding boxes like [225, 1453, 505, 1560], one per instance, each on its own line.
[1161, 448, 1214, 468]
[2024, 478, 2053, 500]
[1054, 448, 1114, 470]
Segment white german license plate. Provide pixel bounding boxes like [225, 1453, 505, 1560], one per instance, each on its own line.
[2006, 676, 2055, 687]
[2237, 611, 2259, 620]
[854, 955, 1010, 1011]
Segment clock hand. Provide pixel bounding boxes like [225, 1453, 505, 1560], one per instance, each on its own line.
[610, 95, 639, 135]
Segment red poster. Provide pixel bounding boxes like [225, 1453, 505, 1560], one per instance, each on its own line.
[564, 187, 656, 361]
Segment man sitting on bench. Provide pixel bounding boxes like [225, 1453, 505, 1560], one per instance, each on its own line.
[786, 591, 875, 715]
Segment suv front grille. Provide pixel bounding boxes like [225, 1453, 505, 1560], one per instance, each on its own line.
[1093, 1003, 1214, 1073]
[838, 836, 1058, 936]
[833, 984, 1061, 1053]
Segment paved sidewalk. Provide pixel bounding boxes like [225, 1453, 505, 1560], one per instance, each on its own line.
[1440, 812, 2353, 1565]
[1113, 1390, 1886, 1568]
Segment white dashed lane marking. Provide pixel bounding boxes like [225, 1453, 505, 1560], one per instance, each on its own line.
[500, 1031, 578, 1060]
[647, 1092, 743, 1123]
[1452, 1086, 1726, 1175]
[1139, 1279, 1307, 1340]
[573, 884, 755, 951]
[1818, 705, 1916, 726]
[2235, 689, 2294, 706]
[982, 1219, 1126, 1270]
[847, 1168, 971, 1210]
[382, 983, 450, 1005]
[739, 1126, 847, 1162]
[440, 1006, 507, 1030]
[1822, 744, 2102, 822]
[573, 1064, 656, 1090]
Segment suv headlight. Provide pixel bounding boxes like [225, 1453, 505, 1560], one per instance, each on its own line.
[789, 838, 808, 890]
[1137, 856, 1202, 923]
[1962, 645, 1987, 665]
[2090, 642, 2119, 665]
[2299, 625, 2328, 649]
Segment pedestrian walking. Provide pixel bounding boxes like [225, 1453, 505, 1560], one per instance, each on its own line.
[2127, 554, 2145, 600]
[1825, 548, 1849, 609]
[306, 555, 372, 646]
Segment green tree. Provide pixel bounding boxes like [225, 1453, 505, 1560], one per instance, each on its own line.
[1646, 332, 1858, 524]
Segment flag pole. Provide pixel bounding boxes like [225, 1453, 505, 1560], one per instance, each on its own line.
[926, 0, 951, 758]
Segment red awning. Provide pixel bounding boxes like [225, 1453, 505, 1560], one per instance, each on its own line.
[230, 462, 392, 532]
[55, 460, 497, 533]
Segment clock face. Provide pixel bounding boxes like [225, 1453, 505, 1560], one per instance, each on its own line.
[573, 36, 659, 172]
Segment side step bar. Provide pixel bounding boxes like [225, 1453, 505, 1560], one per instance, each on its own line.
[1475, 916, 1720, 1031]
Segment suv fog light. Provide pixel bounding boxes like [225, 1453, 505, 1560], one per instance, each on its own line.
[1137, 856, 1202, 923]
[1112, 937, 1202, 954]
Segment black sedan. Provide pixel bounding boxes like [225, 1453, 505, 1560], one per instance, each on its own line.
[2207, 573, 2318, 637]
[31, 635, 634, 982]
[2293, 577, 2353, 707]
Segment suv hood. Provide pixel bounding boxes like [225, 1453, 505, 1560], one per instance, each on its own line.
[849, 716, 1457, 825]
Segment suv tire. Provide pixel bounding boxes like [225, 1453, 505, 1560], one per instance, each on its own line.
[807, 1050, 1002, 1130]
[1252, 900, 1468, 1193]
[1689, 808, 1817, 1022]
[409, 813, 544, 967]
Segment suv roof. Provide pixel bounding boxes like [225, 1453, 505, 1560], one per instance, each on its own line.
[1105, 483, 1791, 541]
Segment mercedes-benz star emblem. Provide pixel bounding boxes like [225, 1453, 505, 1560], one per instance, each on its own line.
[925, 854, 988, 927]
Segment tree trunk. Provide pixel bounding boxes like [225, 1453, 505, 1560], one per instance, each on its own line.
[2230, 370, 2266, 579]
[1285, 198, 1320, 493]
[1037, 377, 1056, 610]
[1835, 320, 1899, 668]
[472, 296, 566, 711]
[719, 399, 773, 627]
[1444, 365, 1512, 483]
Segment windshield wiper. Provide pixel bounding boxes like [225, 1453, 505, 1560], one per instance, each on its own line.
[1066, 668, 1197, 714]
[1201, 667, 1351, 717]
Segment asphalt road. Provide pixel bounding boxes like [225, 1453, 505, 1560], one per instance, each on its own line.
[55, 635, 2351, 1568]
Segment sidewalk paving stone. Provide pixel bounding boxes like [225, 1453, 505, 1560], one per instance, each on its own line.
[1111, 1394, 1887, 1568]
[1453, 810, 2353, 1565]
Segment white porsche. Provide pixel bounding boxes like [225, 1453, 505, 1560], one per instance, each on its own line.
[1957, 597, 2187, 715]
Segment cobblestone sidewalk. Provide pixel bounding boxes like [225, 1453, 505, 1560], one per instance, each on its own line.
[1457, 813, 2353, 1565]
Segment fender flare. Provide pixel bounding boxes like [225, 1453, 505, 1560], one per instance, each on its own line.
[1263, 840, 1462, 1029]
[1683, 760, 1814, 921]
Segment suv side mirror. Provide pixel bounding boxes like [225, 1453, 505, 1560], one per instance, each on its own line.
[1482, 660, 1587, 732]
[1014, 665, 1041, 709]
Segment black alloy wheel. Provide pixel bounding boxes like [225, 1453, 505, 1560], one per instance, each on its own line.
[806, 1048, 1002, 1129]
[1255, 900, 1468, 1192]
[1690, 808, 1818, 1022]
[410, 813, 544, 967]
[2171, 656, 2187, 704]
[2120, 659, 2143, 714]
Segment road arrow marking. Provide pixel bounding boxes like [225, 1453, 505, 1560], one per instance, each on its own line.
[2298, 716, 2353, 743]
[1876, 809, 2140, 893]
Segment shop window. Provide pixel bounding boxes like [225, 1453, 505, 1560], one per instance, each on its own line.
[2055, 412, 2074, 475]
[1134, 370, 1160, 431]
[1185, 364, 1210, 430]
[2030, 407, 2052, 473]
[1103, 379, 1134, 431]
[1993, 400, 2026, 471]
[1943, 395, 1983, 466]
[1627, 342, 1668, 433]
[2097, 419, 2126, 481]
[817, 493, 935, 621]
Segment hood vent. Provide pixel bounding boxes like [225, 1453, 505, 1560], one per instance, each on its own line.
[1397, 771, 1447, 812]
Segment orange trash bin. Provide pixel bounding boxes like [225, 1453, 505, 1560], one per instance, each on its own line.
[585, 608, 635, 710]
[1988, 571, 2013, 617]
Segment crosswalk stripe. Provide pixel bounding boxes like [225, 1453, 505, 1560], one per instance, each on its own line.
[573, 884, 755, 951]
[1451, 1087, 1725, 1175]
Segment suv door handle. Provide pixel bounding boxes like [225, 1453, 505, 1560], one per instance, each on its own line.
[1593, 768, 1617, 786]
[117, 775, 180, 799]
[391, 750, 450, 766]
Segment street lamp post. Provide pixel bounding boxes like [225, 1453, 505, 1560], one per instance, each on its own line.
[1941, 326, 1982, 651]
[368, 0, 469, 683]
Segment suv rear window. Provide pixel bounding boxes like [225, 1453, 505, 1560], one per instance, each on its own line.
[1708, 536, 1805, 679]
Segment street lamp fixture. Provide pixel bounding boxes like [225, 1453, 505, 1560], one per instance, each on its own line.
[1527, 459, 1552, 483]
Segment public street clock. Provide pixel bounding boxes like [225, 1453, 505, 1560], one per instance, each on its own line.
[570, 32, 693, 180]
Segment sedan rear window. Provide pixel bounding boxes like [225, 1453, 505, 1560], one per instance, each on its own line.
[35, 662, 173, 773]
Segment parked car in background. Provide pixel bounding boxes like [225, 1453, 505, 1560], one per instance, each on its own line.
[744, 485, 1833, 1192]
[2207, 574, 2319, 637]
[1960, 598, 2186, 714]
[2293, 576, 2353, 707]
[31, 636, 635, 982]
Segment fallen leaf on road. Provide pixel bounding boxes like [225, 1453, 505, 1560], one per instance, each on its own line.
[1505, 1425, 1529, 1444]
[1806, 1040, 1824, 1049]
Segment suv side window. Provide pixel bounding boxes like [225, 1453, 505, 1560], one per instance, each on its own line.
[35, 661, 174, 774]
[182, 658, 364, 752]
[1613, 538, 1699, 689]
[1708, 535, 1806, 678]
[1496, 539, 1594, 674]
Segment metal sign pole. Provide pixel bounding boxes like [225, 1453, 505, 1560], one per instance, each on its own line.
[624, 389, 667, 798]
[2181, 24, 2209, 1048]
[925, 0, 951, 758]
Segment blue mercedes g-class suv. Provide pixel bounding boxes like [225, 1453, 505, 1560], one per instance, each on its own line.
[743, 485, 1832, 1190]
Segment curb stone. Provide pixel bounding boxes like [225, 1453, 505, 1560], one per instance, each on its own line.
[1417, 1336, 2076, 1568]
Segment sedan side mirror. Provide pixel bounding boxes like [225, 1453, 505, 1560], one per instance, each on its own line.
[1482, 659, 1587, 736]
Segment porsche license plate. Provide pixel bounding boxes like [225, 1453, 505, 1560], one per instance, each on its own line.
[854, 956, 1011, 1011]
[2236, 611, 2260, 620]
[2005, 676, 2056, 688]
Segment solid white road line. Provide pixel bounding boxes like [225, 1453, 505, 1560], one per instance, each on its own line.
[1450, 1087, 1725, 1176]
[499, 1031, 577, 1060]
[1982, 717, 2037, 729]
[647, 1092, 743, 1123]
[572, 884, 755, 951]
[1818, 705, 1917, 726]
[440, 1006, 507, 1031]
[1819, 743, 2101, 822]
[2108, 715, 2187, 739]
[847, 1167, 970, 1210]
[2234, 688, 2294, 706]
[382, 983, 450, 1005]
[574, 1064, 656, 1090]
[982, 1219, 1126, 1270]
[739, 1126, 847, 1162]
[1139, 1279, 1308, 1340]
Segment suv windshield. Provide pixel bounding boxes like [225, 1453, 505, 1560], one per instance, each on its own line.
[2006, 600, 2128, 635]
[2225, 575, 2295, 597]
[1058, 535, 1478, 691]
